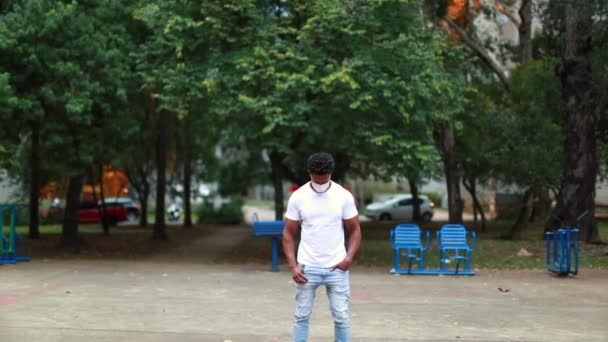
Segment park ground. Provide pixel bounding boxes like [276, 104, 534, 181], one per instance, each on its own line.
[1, 220, 608, 342]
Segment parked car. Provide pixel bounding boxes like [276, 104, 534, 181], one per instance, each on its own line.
[167, 202, 182, 221]
[79, 200, 127, 225]
[100, 197, 140, 222]
[364, 194, 434, 222]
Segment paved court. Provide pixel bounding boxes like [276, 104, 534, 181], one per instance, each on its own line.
[1, 259, 607, 342]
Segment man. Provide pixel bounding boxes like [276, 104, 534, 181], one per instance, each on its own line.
[283, 152, 362, 342]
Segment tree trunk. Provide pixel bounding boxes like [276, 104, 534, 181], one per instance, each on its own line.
[126, 165, 150, 227]
[408, 178, 421, 220]
[138, 166, 150, 227]
[443, 18, 510, 91]
[463, 176, 486, 232]
[529, 188, 551, 222]
[97, 164, 110, 235]
[28, 123, 40, 239]
[183, 119, 193, 228]
[546, 0, 598, 242]
[153, 110, 169, 240]
[58, 174, 85, 251]
[508, 187, 533, 239]
[269, 150, 285, 221]
[472, 180, 478, 224]
[437, 121, 463, 224]
[518, 0, 533, 63]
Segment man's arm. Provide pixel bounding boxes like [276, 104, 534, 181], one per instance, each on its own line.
[333, 215, 362, 271]
[283, 218, 307, 283]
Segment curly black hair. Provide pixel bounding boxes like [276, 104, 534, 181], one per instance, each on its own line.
[307, 152, 335, 174]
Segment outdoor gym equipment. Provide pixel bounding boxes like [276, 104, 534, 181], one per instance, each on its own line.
[545, 228, 579, 276]
[0, 203, 31, 265]
[545, 211, 587, 276]
[251, 213, 284, 272]
[390, 224, 476, 275]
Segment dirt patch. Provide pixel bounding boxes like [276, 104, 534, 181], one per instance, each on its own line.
[22, 225, 250, 262]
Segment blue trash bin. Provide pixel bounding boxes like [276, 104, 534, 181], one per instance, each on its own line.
[546, 228, 579, 276]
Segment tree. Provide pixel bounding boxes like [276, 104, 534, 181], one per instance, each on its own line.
[134, 0, 260, 232]
[220, 0, 466, 219]
[544, 0, 599, 242]
[0, 0, 139, 249]
[502, 60, 562, 238]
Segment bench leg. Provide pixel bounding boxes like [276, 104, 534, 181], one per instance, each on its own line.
[419, 250, 425, 270]
[271, 237, 279, 272]
[393, 248, 400, 272]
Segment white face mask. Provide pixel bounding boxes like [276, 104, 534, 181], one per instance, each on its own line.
[310, 181, 331, 193]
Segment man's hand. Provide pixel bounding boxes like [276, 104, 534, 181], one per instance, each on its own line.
[331, 257, 353, 271]
[290, 265, 308, 284]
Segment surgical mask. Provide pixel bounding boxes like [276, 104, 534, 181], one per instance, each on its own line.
[310, 181, 331, 193]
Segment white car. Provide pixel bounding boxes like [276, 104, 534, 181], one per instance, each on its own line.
[365, 194, 434, 222]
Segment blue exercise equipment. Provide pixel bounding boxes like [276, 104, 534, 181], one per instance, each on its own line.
[0, 203, 31, 265]
[251, 214, 284, 272]
[390, 224, 430, 274]
[390, 224, 476, 276]
[546, 228, 579, 276]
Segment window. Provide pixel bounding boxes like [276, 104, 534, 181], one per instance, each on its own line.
[398, 199, 413, 206]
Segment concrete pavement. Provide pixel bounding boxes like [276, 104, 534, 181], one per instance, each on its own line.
[1, 259, 607, 342]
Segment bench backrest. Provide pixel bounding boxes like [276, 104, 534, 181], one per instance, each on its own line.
[252, 220, 284, 237]
[437, 224, 469, 248]
[391, 224, 423, 247]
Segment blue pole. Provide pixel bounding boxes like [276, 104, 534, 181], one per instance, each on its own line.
[559, 231, 568, 273]
[271, 237, 279, 272]
[9, 204, 17, 255]
[553, 232, 559, 271]
[545, 232, 552, 271]
[0, 209, 4, 258]
[565, 228, 572, 273]
[393, 249, 399, 272]
[573, 229, 579, 275]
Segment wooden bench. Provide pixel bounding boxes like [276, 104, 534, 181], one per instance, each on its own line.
[436, 224, 476, 274]
[251, 214, 284, 272]
[390, 224, 430, 274]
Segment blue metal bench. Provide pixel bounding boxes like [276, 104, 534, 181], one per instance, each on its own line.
[251, 214, 284, 272]
[437, 224, 476, 275]
[390, 224, 429, 274]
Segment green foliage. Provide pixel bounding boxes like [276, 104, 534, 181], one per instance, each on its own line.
[196, 197, 245, 225]
[217, 156, 267, 196]
[40, 208, 65, 225]
[217, 0, 466, 184]
[0, 0, 139, 180]
[501, 59, 562, 188]
[421, 191, 442, 207]
[456, 57, 562, 197]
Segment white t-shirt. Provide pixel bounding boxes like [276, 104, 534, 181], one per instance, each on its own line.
[284, 181, 358, 268]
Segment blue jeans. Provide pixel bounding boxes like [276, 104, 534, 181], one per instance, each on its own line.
[293, 265, 351, 342]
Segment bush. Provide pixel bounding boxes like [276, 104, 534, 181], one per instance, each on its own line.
[422, 192, 441, 207]
[196, 197, 244, 225]
[40, 208, 65, 225]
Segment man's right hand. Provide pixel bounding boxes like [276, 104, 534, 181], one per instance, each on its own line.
[290, 265, 308, 284]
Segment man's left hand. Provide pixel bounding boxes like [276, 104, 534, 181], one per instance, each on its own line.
[331, 257, 352, 271]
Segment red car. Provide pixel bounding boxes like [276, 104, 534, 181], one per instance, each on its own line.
[79, 201, 127, 225]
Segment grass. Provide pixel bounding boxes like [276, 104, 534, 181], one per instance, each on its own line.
[5, 220, 608, 269]
[244, 199, 274, 208]
[14, 224, 150, 235]
[228, 220, 608, 270]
